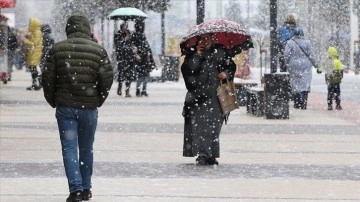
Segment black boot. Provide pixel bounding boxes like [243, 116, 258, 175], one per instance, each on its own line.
[328, 105, 333, 110]
[136, 89, 141, 97]
[336, 104, 342, 110]
[117, 84, 122, 96]
[125, 89, 131, 97]
[66, 191, 82, 202]
[141, 91, 148, 97]
[82, 189, 92, 201]
[26, 79, 41, 90]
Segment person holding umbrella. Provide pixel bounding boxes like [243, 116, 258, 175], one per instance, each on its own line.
[114, 21, 138, 97]
[181, 33, 236, 166]
[180, 19, 252, 166]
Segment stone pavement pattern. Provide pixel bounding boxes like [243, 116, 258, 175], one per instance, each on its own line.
[1, 70, 360, 202]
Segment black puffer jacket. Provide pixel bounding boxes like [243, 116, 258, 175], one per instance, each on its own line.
[42, 15, 113, 109]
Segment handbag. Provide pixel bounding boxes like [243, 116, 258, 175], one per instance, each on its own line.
[217, 79, 239, 115]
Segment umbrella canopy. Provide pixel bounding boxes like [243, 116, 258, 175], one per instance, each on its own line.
[108, 7, 148, 20]
[0, 0, 16, 8]
[180, 19, 253, 55]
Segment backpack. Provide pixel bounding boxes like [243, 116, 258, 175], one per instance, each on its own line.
[278, 26, 294, 45]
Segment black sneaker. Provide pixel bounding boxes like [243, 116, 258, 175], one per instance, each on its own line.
[136, 89, 141, 97]
[26, 85, 41, 91]
[207, 157, 219, 165]
[141, 91, 148, 97]
[336, 105, 342, 110]
[82, 189, 92, 201]
[66, 191, 82, 202]
[196, 156, 209, 166]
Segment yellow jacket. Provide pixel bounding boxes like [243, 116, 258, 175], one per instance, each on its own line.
[325, 47, 343, 84]
[23, 18, 43, 66]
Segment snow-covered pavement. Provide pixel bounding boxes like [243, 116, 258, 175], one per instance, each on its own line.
[1, 69, 359, 201]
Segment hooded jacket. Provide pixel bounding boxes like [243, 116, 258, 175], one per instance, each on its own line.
[322, 47, 343, 84]
[42, 14, 113, 109]
[23, 18, 43, 66]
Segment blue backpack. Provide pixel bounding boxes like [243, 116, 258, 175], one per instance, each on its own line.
[278, 26, 294, 45]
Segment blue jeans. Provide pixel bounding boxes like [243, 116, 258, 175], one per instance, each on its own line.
[56, 106, 98, 193]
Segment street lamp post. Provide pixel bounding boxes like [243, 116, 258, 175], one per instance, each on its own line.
[197, 0, 205, 25]
[161, 0, 166, 55]
[269, 0, 278, 73]
[264, 0, 290, 119]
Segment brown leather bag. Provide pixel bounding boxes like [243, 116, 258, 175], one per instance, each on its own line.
[217, 79, 239, 115]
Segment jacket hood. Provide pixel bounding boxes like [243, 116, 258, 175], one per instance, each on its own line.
[65, 14, 91, 38]
[28, 18, 42, 33]
[327, 47, 338, 58]
[41, 24, 52, 34]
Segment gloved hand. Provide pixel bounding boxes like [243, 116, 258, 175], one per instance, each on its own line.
[316, 68, 322, 74]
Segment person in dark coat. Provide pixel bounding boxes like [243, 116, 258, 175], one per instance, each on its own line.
[131, 20, 155, 97]
[39, 24, 54, 86]
[181, 33, 236, 166]
[114, 21, 138, 97]
[0, 15, 18, 81]
[42, 14, 113, 202]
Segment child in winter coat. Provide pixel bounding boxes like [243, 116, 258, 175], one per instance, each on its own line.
[318, 46, 343, 110]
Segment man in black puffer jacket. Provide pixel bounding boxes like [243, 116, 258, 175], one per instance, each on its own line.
[42, 14, 113, 202]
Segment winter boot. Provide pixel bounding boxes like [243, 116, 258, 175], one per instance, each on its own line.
[336, 104, 342, 110]
[117, 84, 122, 96]
[328, 105, 333, 110]
[66, 191, 82, 202]
[125, 89, 131, 97]
[136, 89, 141, 97]
[26, 79, 41, 90]
[82, 189, 92, 200]
[141, 91, 148, 97]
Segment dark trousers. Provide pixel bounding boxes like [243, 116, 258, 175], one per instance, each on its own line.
[293, 91, 308, 109]
[29, 65, 40, 87]
[327, 84, 341, 106]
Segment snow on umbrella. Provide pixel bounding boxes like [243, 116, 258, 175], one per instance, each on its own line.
[0, 0, 15, 8]
[180, 19, 253, 55]
[107, 7, 148, 21]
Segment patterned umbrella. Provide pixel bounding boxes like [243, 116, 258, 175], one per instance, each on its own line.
[0, 0, 16, 8]
[180, 19, 253, 55]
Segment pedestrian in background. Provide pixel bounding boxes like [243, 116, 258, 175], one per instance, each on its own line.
[278, 14, 298, 72]
[42, 14, 113, 202]
[114, 21, 130, 97]
[284, 27, 318, 110]
[181, 33, 236, 166]
[0, 15, 18, 81]
[114, 21, 139, 97]
[22, 18, 43, 90]
[317, 46, 343, 110]
[39, 24, 54, 86]
[131, 20, 155, 97]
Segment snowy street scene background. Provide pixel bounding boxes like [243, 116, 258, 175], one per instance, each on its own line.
[1, 0, 360, 201]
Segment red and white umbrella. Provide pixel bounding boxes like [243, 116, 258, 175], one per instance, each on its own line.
[180, 19, 253, 55]
[0, 0, 16, 8]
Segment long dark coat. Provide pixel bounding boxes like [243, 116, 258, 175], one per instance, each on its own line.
[181, 45, 236, 158]
[114, 31, 137, 82]
[131, 32, 155, 77]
